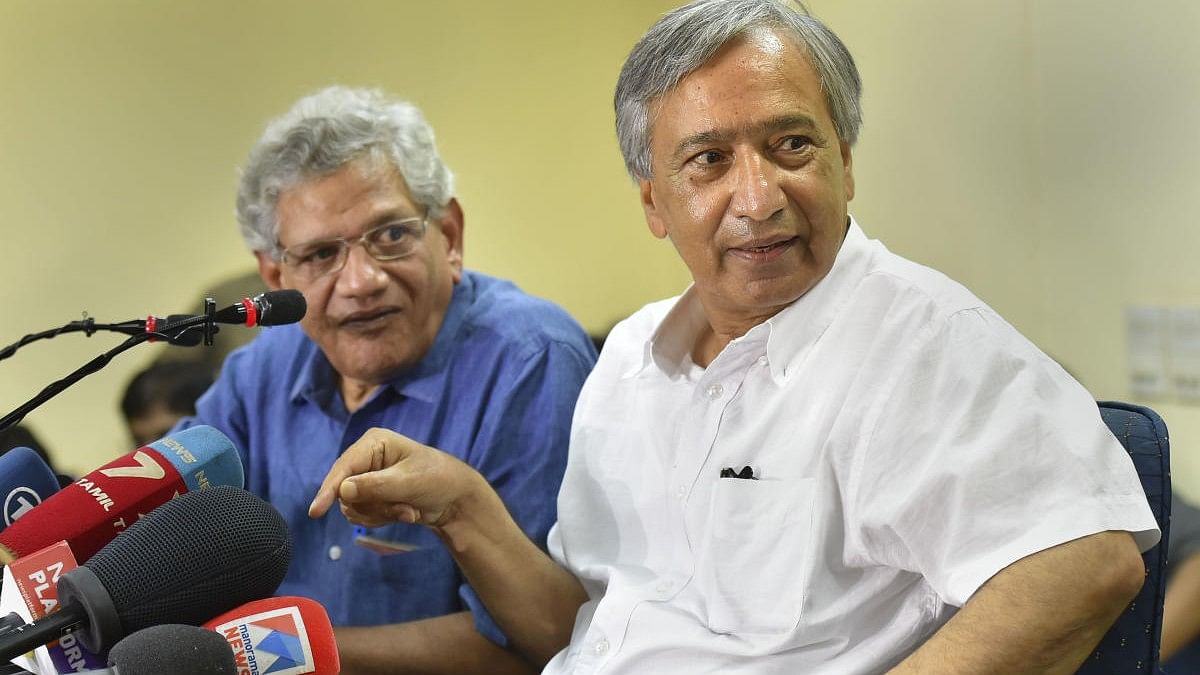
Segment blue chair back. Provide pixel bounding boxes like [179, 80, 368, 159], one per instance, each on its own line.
[1076, 401, 1171, 674]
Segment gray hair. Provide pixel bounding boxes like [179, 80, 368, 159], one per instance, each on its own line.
[614, 0, 862, 180]
[236, 86, 455, 256]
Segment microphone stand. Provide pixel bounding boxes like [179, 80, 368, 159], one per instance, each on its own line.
[0, 298, 220, 363]
[0, 300, 217, 434]
[0, 319, 104, 364]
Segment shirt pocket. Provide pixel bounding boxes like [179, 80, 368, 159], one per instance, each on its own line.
[700, 477, 815, 635]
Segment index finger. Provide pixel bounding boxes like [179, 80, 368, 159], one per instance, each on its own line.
[308, 427, 401, 518]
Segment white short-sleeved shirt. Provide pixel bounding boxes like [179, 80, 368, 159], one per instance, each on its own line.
[545, 219, 1159, 674]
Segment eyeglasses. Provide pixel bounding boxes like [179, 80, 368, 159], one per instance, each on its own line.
[277, 214, 428, 282]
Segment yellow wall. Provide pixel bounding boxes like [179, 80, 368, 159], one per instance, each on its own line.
[1029, 0, 1200, 500]
[4, 1, 1199, 500]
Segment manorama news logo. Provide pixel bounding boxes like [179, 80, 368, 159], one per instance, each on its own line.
[215, 606, 315, 675]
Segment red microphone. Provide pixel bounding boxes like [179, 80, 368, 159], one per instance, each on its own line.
[0, 426, 243, 564]
[203, 596, 340, 675]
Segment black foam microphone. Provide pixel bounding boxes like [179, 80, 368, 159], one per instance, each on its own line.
[131, 289, 307, 340]
[0, 485, 291, 660]
[209, 289, 307, 327]
[142, 290, 306, 347]
[77, 624, 239, 674]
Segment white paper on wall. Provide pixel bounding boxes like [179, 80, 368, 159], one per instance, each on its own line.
[1168, 307, 1200, 402]
[1126, 305, 1169, 399]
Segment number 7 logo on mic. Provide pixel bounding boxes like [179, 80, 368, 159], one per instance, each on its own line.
[97, 451, 166, 480]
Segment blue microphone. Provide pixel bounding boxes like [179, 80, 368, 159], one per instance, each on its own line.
[0, 447, 60, 532]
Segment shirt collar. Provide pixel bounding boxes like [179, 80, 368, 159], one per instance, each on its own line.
[633, 285, 709, 378]
[761, 216, 873, 383]
[288, 270, 478, 408]
[633, 216, 874, 383]
[288, 334, 339, 409]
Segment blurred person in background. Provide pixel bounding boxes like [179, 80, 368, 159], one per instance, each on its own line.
[1162, 494, 1200, 670]
[120, 361, 214, 447]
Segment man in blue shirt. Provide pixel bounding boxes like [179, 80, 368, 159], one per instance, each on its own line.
[180, 86, 596, 674]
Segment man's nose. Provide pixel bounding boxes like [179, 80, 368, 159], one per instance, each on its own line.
[335, 243, 389, 295]
[729, 153, 786, 222]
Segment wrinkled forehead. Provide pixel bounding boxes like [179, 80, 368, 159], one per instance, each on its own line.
[649, 28, 820, 117]
[645, 29, 829, 148]
[275, 158, 418, 243]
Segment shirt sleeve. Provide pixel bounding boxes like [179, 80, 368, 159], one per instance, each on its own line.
[848, 307, 1159, 607]
[459, 337, 597, 645]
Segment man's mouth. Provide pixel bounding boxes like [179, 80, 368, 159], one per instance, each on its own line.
[731, 236, 798, 259]
[338, 308, 401, 328]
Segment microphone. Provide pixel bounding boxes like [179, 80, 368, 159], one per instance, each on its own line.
[203, 595, 340, 675]
[209, 289, 306, 328]
[0, 425, 244, 564]
[0, 291, 305, 437]
[119, 289, 308, 345]
[0, 289, 306, 364]
[0, 485, 291, 660]
[74, 624, 239, 674]
[0, 447, 60, 532]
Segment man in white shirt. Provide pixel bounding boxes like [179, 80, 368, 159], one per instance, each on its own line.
[310, 0, 1160, 672]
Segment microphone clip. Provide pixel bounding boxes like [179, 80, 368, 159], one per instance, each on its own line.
[146, 297, 219, 347]
[201, 296, 217, 347]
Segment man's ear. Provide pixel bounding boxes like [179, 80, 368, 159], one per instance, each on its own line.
[435, 197, 465, 283]
[255, 251, 284, 291]
[640, 179, 669, 240]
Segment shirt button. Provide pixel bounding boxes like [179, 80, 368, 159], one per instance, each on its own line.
[656, 580, 674, 595]
[594, 639, 610, 655]
[705, 383, 724, 399]
[328, 545, 343, 561]
[758, 355, 769, 367]
[675, 485, 687, 499]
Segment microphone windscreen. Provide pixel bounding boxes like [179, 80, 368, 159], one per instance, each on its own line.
[85, 485, 291, 634]
[143, 425, 244, 492]
[0, 425, 244, 563]
[0, 446, 60, 532]
[255, 289, 306, 326]
[108, 624, 237, 674]
[203, 595, 340, 675]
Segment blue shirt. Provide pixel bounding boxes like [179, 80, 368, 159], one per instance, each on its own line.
[179, 271, 596, 641]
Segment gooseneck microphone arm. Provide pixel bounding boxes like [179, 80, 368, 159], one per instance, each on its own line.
[0, 298, 219, 363]
[0, 330, 159, 434]
[0, 309, 219, 434]
[0, 319, 102, 363]
[0, 290, 305, 433]
[0, 316, 200, 363]
[0, 290, 304, 363]
[0, 300, 224, 433]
